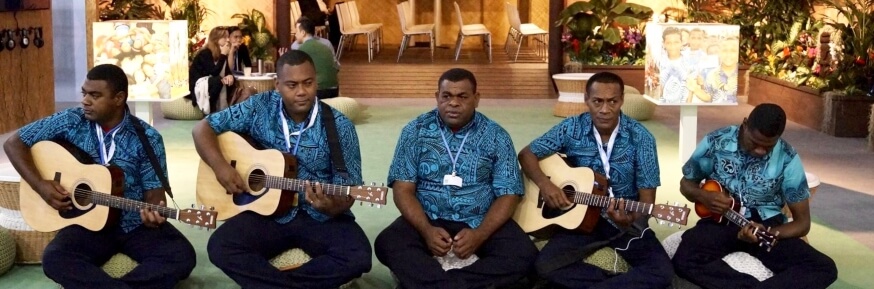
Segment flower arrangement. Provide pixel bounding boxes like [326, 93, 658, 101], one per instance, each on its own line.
[557, 0, 652, 66]
[232, 9, 278, 61]
[750, 20, 828, 89]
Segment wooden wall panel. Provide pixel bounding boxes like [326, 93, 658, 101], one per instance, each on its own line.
[0, 9, 54, 134]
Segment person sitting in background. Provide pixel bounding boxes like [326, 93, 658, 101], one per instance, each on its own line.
[288, 16, 340, 99]
[227, 26, 252, 75]
[187, 26, 235, 114]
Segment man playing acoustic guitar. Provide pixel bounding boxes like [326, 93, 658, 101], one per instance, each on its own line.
[4, 64, 196, 288]
[193, 50, 371, 288]
[518, 72, 674, 288]
[674, 103, 837, 288]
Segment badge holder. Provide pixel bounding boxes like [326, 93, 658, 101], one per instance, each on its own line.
[443, 173, 463, 188]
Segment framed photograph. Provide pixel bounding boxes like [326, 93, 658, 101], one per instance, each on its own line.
[644, 23, 740, 105]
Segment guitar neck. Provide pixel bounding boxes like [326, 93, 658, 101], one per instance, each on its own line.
[722, 209, 753, 229]
[85, 191, 178, 220]
[264, 175, 350, 197]
[567, 192, 652, 214]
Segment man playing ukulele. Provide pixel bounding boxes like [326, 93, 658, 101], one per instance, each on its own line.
[674, 103, 837, 288]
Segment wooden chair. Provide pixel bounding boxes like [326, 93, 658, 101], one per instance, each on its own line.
[452, 1, 492, 62]
[336, 2, 379, 62]
[396, 2, 434, 62]
[504, 2, 548, 62]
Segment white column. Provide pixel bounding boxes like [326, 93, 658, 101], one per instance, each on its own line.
[134, 102, 153, 125]
[52, 0, 88, 103]
[679, 106, 698, 163]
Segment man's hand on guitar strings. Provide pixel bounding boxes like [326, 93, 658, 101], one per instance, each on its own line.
[140, 200, 166, 228]
[304, 181, 353, 216]
[606, 198, 636, 228]
[540, 182, 572, 210]
[738, 221, 767, 244]
[37, 180, 72, 211]
[215, 164, 247, 194]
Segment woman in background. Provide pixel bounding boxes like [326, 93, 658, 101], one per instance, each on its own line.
[187, 26, 236, 114]
[227, 26, 252, 75]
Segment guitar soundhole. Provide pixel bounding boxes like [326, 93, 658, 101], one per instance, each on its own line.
[72, 183, 93, 207]
[248, 169, 266, 192]
[541, 185, 576, 219]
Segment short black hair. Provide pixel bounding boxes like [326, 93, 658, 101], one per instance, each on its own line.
[87, 64, 128, 97]
[297, 16, 316, 36]
[226, 26, 241, 34]
[276, 49, 315, 77]
[585, 71, 624, 98]
[747, 103, 786, 137]
[437, 68, 477, 93]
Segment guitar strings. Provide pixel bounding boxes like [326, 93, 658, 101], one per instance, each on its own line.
[243, 174, 352, 196]
[67, 188, 176, 217]
[558, 188, 651, 213]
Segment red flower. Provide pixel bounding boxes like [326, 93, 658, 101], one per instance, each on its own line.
[855, 56, 866, 66]
[572, 39, 580, 54]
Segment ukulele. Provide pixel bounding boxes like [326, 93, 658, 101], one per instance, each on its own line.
[695, 180, 779, 251]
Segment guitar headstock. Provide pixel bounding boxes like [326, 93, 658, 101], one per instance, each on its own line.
[349, 182, 389, 207]
[178, 205, 218, 229]
[755, 227, 779, 252]
[652, 201, 690, 227]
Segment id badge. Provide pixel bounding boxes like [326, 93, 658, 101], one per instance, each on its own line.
[443, 174, 463, 188]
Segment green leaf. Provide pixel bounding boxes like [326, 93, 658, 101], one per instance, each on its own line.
[602, 27, 621, 44]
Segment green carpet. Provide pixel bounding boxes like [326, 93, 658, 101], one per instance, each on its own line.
[0, 101, 870, 289]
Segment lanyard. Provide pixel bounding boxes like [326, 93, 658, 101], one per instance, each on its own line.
[439, 125, 470, 176]
[279, 99, 319, 155]
[95, 115, 126, 165]
[593, 118, 620, 197]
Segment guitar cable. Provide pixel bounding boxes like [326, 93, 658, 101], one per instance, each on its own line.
[612, 227, 652, 272]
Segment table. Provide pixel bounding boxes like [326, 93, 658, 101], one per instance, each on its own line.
[237, 75, 276, 94]
[551, 73, 594, 117]
[130, 98, 181, 125]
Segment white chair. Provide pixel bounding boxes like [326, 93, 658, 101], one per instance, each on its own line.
[347, 1, 383, 53]
[452, 1, 492, 62]
[504, 2, 548, 62]
[396, 2, 434, 62]
[336, 2, 379, 62]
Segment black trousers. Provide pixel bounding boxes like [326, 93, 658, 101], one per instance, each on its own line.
[673, 216, 838, 289]
[207, 211, 372, 289]
[536, 220, 674, 289]
[375, 217, 538, 289]
[42, 223, 196, 289]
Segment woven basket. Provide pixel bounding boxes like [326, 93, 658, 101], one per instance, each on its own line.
[0, 180, 57, 264]
[160, 98, 205, 120]
[321, 97, 361, 121]
[553, 101, 589, 118]
[622, 93, 656, 121]
[0, 227, 15, 276]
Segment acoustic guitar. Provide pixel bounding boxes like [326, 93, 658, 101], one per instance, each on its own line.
[196, 132, 389, 220]
[18, 140, 218, 232]
[513, 154, 690, 234]
[695, 180, 779, 251]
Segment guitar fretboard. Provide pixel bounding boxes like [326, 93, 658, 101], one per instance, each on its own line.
[723, 209, 752, 228]
[79, 189, 178, 219]
[263, 175, 350, 197]
[566, 190, 652, 214]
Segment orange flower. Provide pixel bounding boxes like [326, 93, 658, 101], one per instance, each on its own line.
[783, 47, 791, 58]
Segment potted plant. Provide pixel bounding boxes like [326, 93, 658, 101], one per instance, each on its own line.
[556, 0, 653, 92]
[233, 9, 278, 70]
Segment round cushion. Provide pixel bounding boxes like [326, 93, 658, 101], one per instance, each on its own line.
[160, 98, 205, 120]
[269, 248, 312, 271]
[321, 97, 361, 121]
[624, 85, 642, 95]
[534, 238, 630, 273]
[622, 93, 656, 121]
[101, 253, 139, 279]
[663, 231, 774, 282]
[0, 227, 16, 276]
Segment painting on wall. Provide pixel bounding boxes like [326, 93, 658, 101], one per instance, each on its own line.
[93, 20, 189, 101]
[644, 23, 740, 105]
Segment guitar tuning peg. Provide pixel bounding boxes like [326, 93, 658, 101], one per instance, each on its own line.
[377, 204, 381, 209]
[191, 204, 195, 208]
[658, 220, 664, 225]
[371, 182, 376, 186]
[210, 206, 215, 211]
[369, 203, 374, 207]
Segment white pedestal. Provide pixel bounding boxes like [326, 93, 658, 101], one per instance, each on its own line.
[679, 106, 698, 163]
[133, 101, 153, 125]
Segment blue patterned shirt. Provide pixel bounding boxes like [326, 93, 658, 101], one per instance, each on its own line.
[683, 125, 808, 222]
[528, 113, 661, 201]
[387, 110, 523, 228]
[18, 108, 166, 233]
[206, 91, 363, 223]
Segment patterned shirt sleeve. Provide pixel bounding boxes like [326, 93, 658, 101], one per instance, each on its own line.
[528, 118, 572, 158]
[206, 91, 266, 134]
[332, 111, 363, 186]
[17, 109, 80, 147]
[138, 124, 167, 191]
[490, 127, 523, 197]
[634, 127, 661, 189]
[387, 120, 419, 186]
[781, 153, 810, 204]
[682, 132, 714, 181]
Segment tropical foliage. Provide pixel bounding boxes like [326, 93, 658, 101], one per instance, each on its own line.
[232, 9, 278, 61]
[557, 0, 653, 65]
